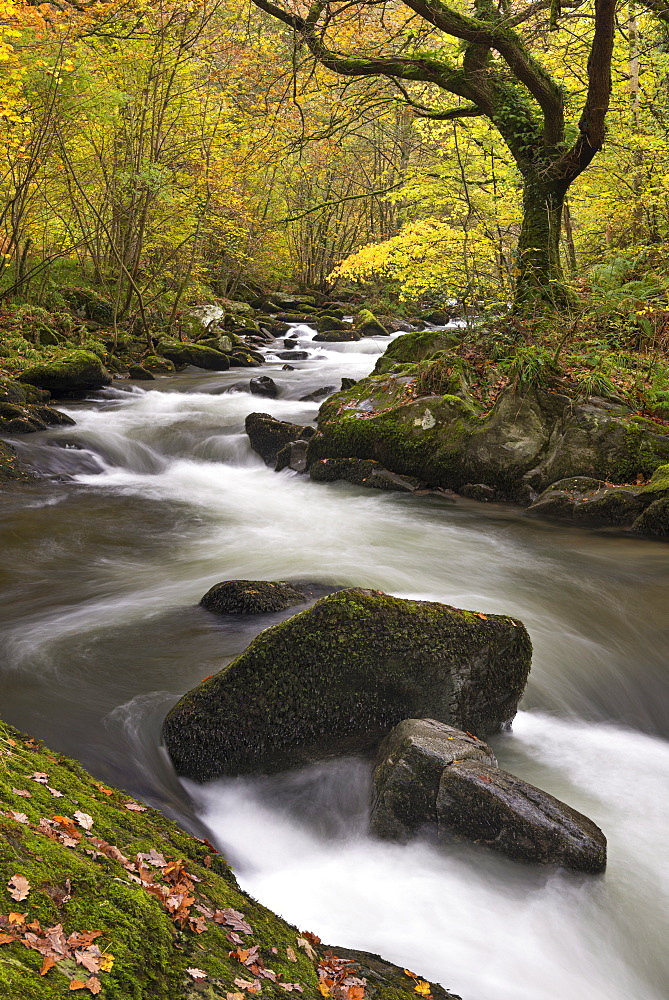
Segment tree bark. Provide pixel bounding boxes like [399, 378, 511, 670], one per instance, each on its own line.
[515, 172, 568, 305]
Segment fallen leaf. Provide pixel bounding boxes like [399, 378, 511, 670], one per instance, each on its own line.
[414, 982, 432, 996]
[69, 980, 87, 991]
[474, 612, 488, 620]
[28, 772, 49, 783]
[296, 937, 318, 961]
[40, 956, 56, 975]
[94, 784, 113, 796]
[403, 970, 418, 979]
[234, 978, 261, 993]
[0, 933, 16, 945]
[287, 946, 297, 962]
[12, 788, 31, 798]
[123, 801, 146, 812]
[100, 952, 114, 972]
[46, 786, 64, 798]
[84, 978, 101, 995]
[214, 907, 252, 935]
[8, 875, 30, 901]
[187, 967, 208, 981]
[227, 993, 245, 1000]
[8, 812, 29, 824]
[74, 811, 94, 831]
[8, 912, 26, 925]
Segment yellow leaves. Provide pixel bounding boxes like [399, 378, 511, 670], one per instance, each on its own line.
[414, 982, 432, 996]
[99, 951, 114, 972]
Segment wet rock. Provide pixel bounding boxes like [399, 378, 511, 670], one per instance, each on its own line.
[299, 386, 336, 402]
[370, 719, 497, 840]
[313, 329, 360, 343]
[0, 376, 49, 405]
[460, 483, 497, 502]
[436, 760, 607, 873]
[19, 351, 112, 396]
[282, 339, 298, 349]
[632, 497, 669, 537]
[282, 364, 295, 371]
[200, 579, 310, 615]
[356, 309, 388, 337]
[276, 350, 308, 360]
[528, 477, 646, 526]
[265, 320, 291, 336]
[141, 354, 175, 373]
[310, 457, 426, 493]
[163, 588, 532, 779]
[127, 364, 155, 380]
[245, 411, 313, 465]
[275, 439, 309, 473]
[341, 377, 358, 391]
[33, 405, 75, 427]
[573, 489, 644, 526]
[249, 375, 278, 398]
[158, 341, 230, 371]
[274, 312, 313, 323]
[227, 348, 263, 368]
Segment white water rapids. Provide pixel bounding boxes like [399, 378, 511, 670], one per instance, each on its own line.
[1, 322, 668, 1000]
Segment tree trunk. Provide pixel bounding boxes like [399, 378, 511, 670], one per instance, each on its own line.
[515, 171, 569, 307]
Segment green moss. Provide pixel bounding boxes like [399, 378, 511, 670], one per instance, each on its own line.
[637, 462, 669, 496]
[0, 720, 458, 1000]
[374, 331, 458, 374]
[18, 351, 111, 395]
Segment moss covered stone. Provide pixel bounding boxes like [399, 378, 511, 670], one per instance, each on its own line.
[0, 719, 459, 1000]
[200, 580, 310, 615]
[373, 331, 458, 375]
[158, 342, 230, 371]
[18, 351, 112, 396]
[355, 310, 388, 338]
[245, 413, 314, 466]
[313, 329, 361, 343]
[632, 497, 669, 537]
[309, 458, 425, 492]
[162, 588, 532, 780]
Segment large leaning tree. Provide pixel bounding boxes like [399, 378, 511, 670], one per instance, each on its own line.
[248, 0, 617, 306]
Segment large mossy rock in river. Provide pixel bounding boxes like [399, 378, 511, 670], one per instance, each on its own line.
[158, 341, 230, 371]
[0, 719, 460, 1000]
[19, 351, 112, 396]
[307, 367, 669, 502]
[370, 719, 497, 841]
[200, 579, 310, 615]
[162, 588, 532, 780]
[436, 760, 607, 874]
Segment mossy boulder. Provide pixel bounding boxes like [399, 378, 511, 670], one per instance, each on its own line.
[370, 719, 497, 841]
[0, 719, 459, 1000]
[637, 462, 669, 501]
[313, 329, 361, 343]
[309, 373, 669, 503]
[200, 580, 310, 615]
[315, 315, 348, 333]
[632, 497, 669, 537]
[355, 309, 388, 338]
[226, 349, 263, 368]
[19, 351, 112, 396]
[62, 287, 114, 324]
[128, 364, 155, 381]
[245, 413, 315, 466]
[0, 378, 49, 406]
[373, 331, 459, 375]
[162, 588, 532, 780]
[158, 342, 230, 371]
[143, 355, 175, 373]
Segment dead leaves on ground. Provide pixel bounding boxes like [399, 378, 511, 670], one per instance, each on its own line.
[0, 912, 110, 995]
[7, 874, 30, 901]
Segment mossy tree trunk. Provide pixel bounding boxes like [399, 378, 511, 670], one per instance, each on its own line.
[250, 0, 617, 312]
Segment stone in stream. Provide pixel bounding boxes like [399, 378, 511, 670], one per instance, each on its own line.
[127, 364, 155, 380]
[355, 308, 389, 337]
[282, 339, 298, 349]
[299, 386, 337, 402]
[19, 350, 112, 396]
[632, 496, 669, 536]
[371, 718, 607, 873]
[436, 760, 607, 873]
[370, 719, 497, 840]
[275, 439, 309, 473]
[249, 375, 278, 398]
[282, 363, 295, 371]
[276, 350, 309, 360]
[309, 457, 426, 493]
[158, 341, 230, 371]
[245, 411, 315, 465]
[162, 588, 532, 779]
[200, 579, 310, 615]
[313, 329, 361, 343]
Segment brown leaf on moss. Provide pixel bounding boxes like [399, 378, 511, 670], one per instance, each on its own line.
[12, 788, 31, 798]
[214, 907, 252, 935]
[40, 956, 56, 975]
[0, 933, 16, 945]
[74, 811, 93, 831]
[7, 875, 30, 901]
[123, 801, 146, 812]
[286, 947, 297, 963]
[187, 967, 208, 981]
[234, 977, 262, 993]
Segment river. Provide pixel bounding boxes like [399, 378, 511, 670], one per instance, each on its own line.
[1, 324, 668, 1000]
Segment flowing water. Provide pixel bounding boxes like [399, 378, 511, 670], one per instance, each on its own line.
[1, 323, 668, 999]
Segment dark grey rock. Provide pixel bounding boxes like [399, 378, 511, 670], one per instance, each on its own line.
[249, 376, 278, 398]
[436, 760, 607, 873]
[299, 386, 336, 403]
[460, 483, 497, 502]
[200, 579, 309, 615]
[245, 412, 313, 465]
[276, 351, 308, 360]
[275, 439, 309, 473]
[310, 457, 425, 492]
[371, 719, 496, 840]
[632, 497, 669, 537]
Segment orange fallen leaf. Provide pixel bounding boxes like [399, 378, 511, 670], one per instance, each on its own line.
[40, 956, 56, 976]
[8, 912, 26, 925]
[69, 981, 87, 991]
[0, 933, 16, 945]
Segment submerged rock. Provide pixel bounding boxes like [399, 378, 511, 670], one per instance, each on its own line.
[162, 588, 532, 779]
[436, 760, 607, 873]
[371, 719, 497, 840]
[19, 350, 112, 396]
[200, 579, 310, 615]
[245, 412, 314, 465]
